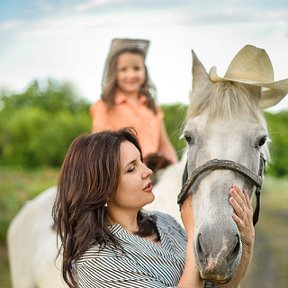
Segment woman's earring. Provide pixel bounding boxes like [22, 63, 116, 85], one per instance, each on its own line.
[104, 198, 109, 207]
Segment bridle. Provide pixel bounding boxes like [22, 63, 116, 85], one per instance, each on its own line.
[178, 153, 266, 226]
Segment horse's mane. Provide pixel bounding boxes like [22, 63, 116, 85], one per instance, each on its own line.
[187, 81, 262, 122]
[186, 80, 270, 163]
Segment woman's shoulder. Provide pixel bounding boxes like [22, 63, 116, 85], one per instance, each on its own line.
[147, 210, 184, 232]
[149, 210, 175, 221]
[148, 211, 187, 244]
[78, 241, 122, 266]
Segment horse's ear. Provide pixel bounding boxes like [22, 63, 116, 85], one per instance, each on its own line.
[192, 50, 213, 94]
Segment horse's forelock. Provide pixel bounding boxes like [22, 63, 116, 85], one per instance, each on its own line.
[187, 81, 261, 123]
[187, 79, 270, 166]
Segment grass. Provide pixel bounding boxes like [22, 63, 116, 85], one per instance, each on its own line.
[0, 167, 59, 241]
[0, 167, 59, 288]
[0, 168, 287, 288]
[242, 177, 288, 288]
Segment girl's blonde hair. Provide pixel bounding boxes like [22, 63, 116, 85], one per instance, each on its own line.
[101, 47, 157, 113]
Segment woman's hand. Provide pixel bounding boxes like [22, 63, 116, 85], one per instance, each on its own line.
[229, 184, 255, 249]
[222, 185, 255, 287]
[180, 195, 195, 239]
[179, 195, 203, 288]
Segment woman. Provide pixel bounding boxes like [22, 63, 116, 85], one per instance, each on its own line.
[53, 128, 254, 288]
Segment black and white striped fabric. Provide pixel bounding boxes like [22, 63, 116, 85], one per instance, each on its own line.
[77, 211, 187, 288]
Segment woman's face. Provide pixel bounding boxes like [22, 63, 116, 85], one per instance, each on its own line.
[108, 141, 154, 210]
[116, 52, 146, 95]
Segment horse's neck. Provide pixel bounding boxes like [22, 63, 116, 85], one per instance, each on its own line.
[144, 152, 187, 224]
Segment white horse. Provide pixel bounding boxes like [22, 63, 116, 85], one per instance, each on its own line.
[8, 45, 287, 287]
[7, 186, 66, 288]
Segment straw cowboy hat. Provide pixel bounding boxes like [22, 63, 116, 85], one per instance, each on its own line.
[101, 38, 150, 89]
[209, 44, 288, 108]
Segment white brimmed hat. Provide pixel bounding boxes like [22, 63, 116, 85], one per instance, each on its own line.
[102, 38, 150, 90]
[209, 45, 288, 108]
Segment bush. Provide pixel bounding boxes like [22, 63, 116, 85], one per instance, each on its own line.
[161, 103, 187, 159]
[265, 111, 288, 177]
[0, 79, 91, 168]
[0, 80, 287, 177]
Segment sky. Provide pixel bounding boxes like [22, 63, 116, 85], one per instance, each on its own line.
[1, 0, 288, 112]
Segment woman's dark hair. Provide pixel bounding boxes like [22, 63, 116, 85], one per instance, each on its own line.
[52, 128, 158, 288]
[101, 47, 157, 113]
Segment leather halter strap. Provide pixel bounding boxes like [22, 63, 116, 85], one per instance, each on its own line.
[178, 154, 266, 226]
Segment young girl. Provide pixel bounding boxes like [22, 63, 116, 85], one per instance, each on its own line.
[53, 128, 255, 288]
[90, 38, 177, 167]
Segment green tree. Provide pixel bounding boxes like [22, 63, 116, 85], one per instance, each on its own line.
[0, 79, 91, 168]
[161, 103, 187, 159]
[0, 79, 88, 113]
[265, 111, 288, 177]
[0, 80, 287, 177]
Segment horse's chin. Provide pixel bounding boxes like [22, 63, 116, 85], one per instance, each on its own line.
[201, 273, 233, 285]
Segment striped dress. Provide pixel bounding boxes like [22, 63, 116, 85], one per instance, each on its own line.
[77, 211, 187, 288]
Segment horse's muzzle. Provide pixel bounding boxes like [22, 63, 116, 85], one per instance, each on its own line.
[195, 231, 241, 282]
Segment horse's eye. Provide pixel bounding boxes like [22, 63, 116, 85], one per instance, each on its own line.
[184, 135, 192, 144]
[257, 136, 267, 147]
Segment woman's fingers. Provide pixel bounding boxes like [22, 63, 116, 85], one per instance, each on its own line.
[230, 186, 246, 220]
[244, 189, 253, 210]
[230, 185, 255, 247]
[232, 185, 245, 207]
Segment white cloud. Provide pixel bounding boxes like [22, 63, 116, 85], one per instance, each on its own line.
[34, 0, 55, 13]
[0, 20, 27, 31]
[73, 0, 132, 12]
[0, 4, 287, 112]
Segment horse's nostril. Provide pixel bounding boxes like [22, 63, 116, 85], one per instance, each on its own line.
[231, 234, 241, 257]
[196, 233, 206, 262]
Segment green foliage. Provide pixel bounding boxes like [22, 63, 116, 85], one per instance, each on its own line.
[0, 79, 91, 168]
[0, 167, 59, 243]
[0, 79, 87, 113]
[265, 111, 288, 177]
[0, 79, 287, 177]
[161, 103, 187, 159]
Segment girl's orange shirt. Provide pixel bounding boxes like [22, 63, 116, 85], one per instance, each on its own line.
[90, 92, 176, 162]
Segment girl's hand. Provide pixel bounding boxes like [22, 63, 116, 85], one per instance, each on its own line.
[180, 195, 195, 239]
[229, 185, 255, 249]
